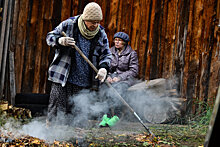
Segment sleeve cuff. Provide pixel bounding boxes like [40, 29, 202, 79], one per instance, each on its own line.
[99, 63, 109, 73]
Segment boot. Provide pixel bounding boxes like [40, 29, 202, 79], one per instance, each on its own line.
[106, 115, 119, 127]
[99, 114, 110, 127]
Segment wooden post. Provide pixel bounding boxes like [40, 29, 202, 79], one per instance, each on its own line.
[0, 1, 9, 71]
[0, 0, 9, 99]
[9, 51, 16, 106]
[0, 0, 13, 99]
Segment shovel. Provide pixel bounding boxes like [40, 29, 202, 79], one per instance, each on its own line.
[61, 31, 156, 138]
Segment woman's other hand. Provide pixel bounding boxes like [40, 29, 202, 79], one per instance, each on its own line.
[112, 77, 120, 83]
[107, 76, 113, 83]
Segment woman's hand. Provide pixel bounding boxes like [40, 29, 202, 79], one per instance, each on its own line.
[112, 77, 120, 82]
[95, 68, 107, 82]
[58, 37, 75, 47]
[107, 76, 113, 83]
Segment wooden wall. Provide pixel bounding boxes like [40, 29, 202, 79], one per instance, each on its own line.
[8, 0, 219, 112]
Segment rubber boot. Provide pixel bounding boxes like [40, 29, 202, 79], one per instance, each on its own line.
[99, 114, 110, 127]
[107, 115, 119, 127]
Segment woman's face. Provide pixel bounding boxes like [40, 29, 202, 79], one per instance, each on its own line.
[114, 38, 125, 49]
[84, 20, 100, 31]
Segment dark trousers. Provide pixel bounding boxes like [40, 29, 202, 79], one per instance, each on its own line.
[47, 82, 84, 122]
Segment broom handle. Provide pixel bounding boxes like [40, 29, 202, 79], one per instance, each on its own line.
[61, 31, 155, 137]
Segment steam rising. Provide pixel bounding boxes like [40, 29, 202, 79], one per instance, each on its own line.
[0, 78, 180, 142]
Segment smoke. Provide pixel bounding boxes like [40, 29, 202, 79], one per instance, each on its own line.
[20, 119, 85, 142]
[0, 78, 181, 142]
[126, 78, 181, 123]
[68, 89, 110, 127]
[0, 117, 22, 139]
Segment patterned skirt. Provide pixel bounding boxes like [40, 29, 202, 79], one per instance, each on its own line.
[47, 82, 84, 122]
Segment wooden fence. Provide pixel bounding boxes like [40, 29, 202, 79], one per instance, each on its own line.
[0, 0, 219, 113]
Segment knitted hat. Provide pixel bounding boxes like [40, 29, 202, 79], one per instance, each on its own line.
[114, 32, 130, 42]
[82, 2, 103, 21]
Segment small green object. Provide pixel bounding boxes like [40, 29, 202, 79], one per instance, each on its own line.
[99, 114, 110, 127]
[107, 115, 119, 127]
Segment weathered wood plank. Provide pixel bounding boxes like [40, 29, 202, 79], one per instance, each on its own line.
[190, 0, 204, 113]
[130, 0, 141, 52]
[39, 0, 53, 93]
[99, 0, 109, 28]
[72, 0, 79, 16]
[51, 0, 62, 29]
[22, 0, 39, 93]
[145, 0, 156, 79]
[207, 0, 219, 104]
[32, 0, 45, 93]
[0, 0, 13, 98]
[14, 0, 29, 93]
[150, 0, 162, 79]
[182, 0, 193, 114]
[121, 0, 133, 35]
[139, 0, 151, 79]
[107, 0, 119, 47]
[157, 0, 168, 78]
[162, 0, 177, 79]
[10, 0, 19, 53]
[9, 51, 16, 105]
[0, 0, 9, 77]
[61, 0, 71, 21]
[199, 0, 218, 106]
[116, 0, 122, 34]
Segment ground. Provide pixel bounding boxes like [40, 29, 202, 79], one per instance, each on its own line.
[0, 116, 207, 147]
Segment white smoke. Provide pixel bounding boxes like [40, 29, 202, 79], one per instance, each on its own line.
[0, 78, 181, 142]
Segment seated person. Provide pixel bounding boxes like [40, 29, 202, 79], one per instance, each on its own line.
[99, 32, 139, 127]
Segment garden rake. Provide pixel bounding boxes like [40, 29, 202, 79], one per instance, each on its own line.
[61, 31, 156, 138]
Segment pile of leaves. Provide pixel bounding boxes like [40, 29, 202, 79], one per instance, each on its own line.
[0, 130, 159, 146]
[0, 101, 32, 121]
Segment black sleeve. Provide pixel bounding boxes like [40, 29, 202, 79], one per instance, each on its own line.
[99, 62, 110, 73]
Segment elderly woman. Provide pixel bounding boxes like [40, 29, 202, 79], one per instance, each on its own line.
[46, 2, 112, 127]
[107, 32, 139, 86]
[99, 32, 139, 127]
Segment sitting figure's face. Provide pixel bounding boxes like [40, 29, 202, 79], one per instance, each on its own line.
[114, 38, 125, 49]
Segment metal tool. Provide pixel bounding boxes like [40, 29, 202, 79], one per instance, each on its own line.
[61, 31, 156, 138]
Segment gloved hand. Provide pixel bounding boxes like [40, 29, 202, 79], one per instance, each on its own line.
[95, 68, 107, 83]
[58, 37, 75, 47]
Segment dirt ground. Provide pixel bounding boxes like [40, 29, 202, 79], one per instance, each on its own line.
[74, 120, 206, 146]
[0, 114, 207, 146]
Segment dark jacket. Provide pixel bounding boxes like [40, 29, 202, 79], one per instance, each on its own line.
[109, 45, 139, 86]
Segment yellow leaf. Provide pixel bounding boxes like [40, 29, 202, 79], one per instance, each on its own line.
[118, 134, 126, 137]
[32, 139, 40, 144]
[54, 140, 60, 145]
[109, 139, 114, 142]
[96, 137, 104, 140]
